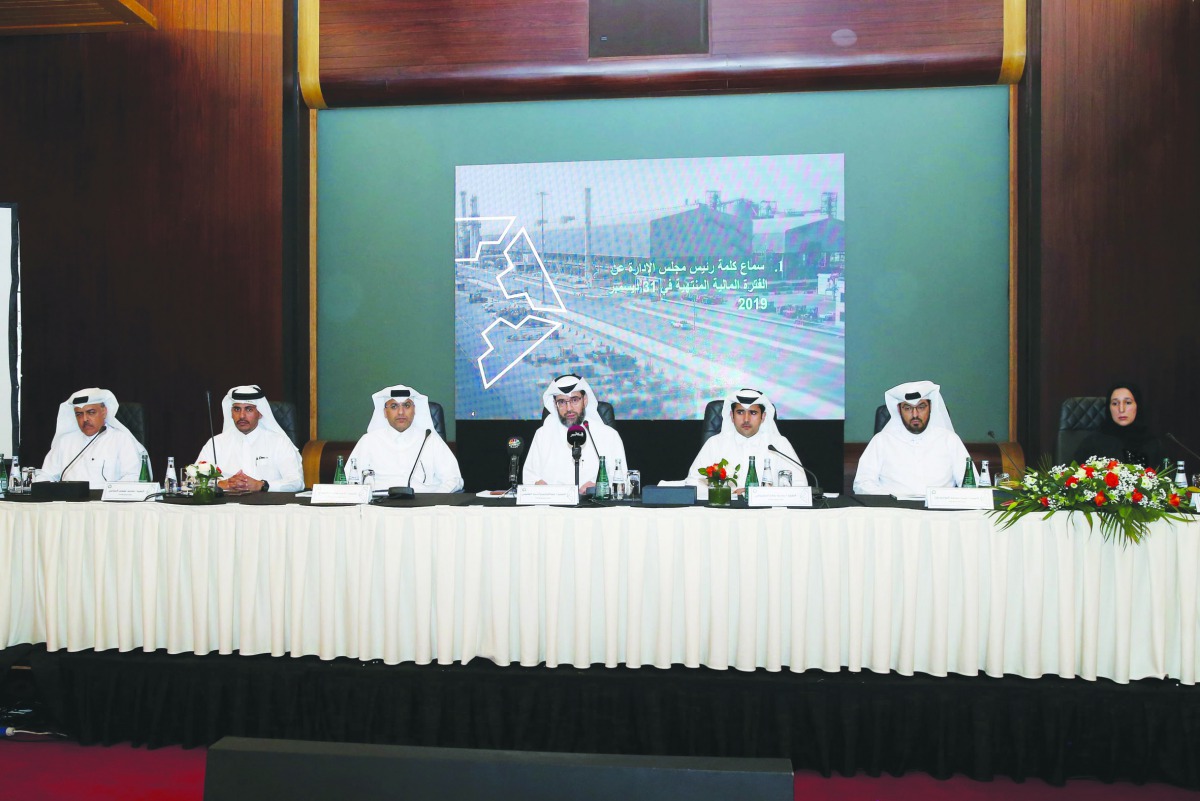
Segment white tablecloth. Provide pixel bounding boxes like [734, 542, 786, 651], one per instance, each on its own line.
[1, 500, 1197, 684]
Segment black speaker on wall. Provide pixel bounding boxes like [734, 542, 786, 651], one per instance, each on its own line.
[589, 0, 709, 58]
[204, 737, 793, 801]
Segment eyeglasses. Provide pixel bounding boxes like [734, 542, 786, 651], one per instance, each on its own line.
[899, 401, 931, 414]
[554, 395, 585, 408]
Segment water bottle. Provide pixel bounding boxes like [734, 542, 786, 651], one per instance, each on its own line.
[762, 456, 774, 487]
[347, 457, 362, 485]
[163, 456, 178, 494]
[0, 453, 7, 496]
[333, 455, 347, 485]
[612, 457, 625, 500]
[138, 453, 152, 482]
[961, 457, 977, 488]
[978, 459, 992, 487]
[1175, 461, 1187, 488]
[9, 453, 21, 493]
[745, 455, 759, 502]
[595, 456, 610, 499]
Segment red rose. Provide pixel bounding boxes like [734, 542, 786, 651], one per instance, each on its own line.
[1083, 466, 1095, 477]
[1146, 468, 1157, 477]
[1131, 490, 1144, 503]
[1039, 497, 1050, 507]
[1104, 472, 1120, 488]
[1107, 460, 1119, 470]
[1065, 476, 1078, 487]
[1170, 494, 1181, 507]
[1094, 492, 1106, 506]
[706, 466, 715, 476]
[719, 467, 727, 480]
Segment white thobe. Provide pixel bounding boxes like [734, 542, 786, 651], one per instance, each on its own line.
[196, 427, 305, 492]
[37, 427, 148, 488]
[349, 429, 463, 493]
[853, 426, 973, 496]
[523, 421, 627, 486]
[685, 432, 808, 487]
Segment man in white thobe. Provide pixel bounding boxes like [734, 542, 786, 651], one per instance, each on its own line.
[36, 387, 149, 489]
[523, 374, 627, 492]
[195, 385, 305, 493]
[348, 384, 463, 492]
[853, 380, 975, 496]
[685, 388, 808, 490]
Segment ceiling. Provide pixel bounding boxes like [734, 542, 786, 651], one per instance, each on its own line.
[0, 0, 156, 36]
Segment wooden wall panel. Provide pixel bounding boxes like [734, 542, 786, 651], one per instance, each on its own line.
[309, 0, 1011, 107]
[0, 0, 288, 470]
[1025, 0, 1200, 461]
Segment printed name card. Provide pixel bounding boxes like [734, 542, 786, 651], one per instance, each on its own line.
[516, 484, 580, 506]
[925, 487, 995, 510]
[748, 486, 814, 507]
[101, 482, 161, 502]
[310, 484, 373, 505]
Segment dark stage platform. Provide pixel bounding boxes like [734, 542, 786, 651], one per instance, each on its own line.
[3, 645, 1198, 790]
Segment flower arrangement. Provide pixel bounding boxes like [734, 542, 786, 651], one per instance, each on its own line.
[989, 456, 1192, 544]
[185, 461, 222, 483]
[698, 458, 740, 487]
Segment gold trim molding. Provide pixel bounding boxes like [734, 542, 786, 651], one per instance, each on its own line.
[298, 0, 327, 110]
[998, 0, 1027, 84]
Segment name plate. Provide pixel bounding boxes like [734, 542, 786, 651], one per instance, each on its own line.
[516, 484, 579, 506]
[925, 487, 995, 510]
[101, 482, 161, 502]
[748, 486, 814, 507]
[310, 484, 373, 505]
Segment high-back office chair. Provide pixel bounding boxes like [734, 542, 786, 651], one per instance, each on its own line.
[1057, 396, 1107, 464]
[269, 401, 300, 447]
[873, 404, 891, 434]
[541, 401, 615, 427]
[428, 401, 447, 441]
[115, 402, 147, 446]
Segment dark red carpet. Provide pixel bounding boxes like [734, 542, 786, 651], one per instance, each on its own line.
[2, 739, 1196, 800]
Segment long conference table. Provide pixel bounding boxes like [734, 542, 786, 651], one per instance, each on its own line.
[1, 493, 1197, 686]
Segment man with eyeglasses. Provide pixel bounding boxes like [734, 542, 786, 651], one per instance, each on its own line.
[853, 380, 975, 496]
[36, 387, 149, 488]
[522, 373, 626, 491]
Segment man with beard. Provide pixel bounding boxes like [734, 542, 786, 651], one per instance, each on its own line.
[348, 384, 463, 492]
[853, 380, 975, 496]
[522, 373, 626, 492]
[195, 384, 304, 493]
[685, 388, 808, 490]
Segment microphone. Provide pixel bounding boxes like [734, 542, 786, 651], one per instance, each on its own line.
[567, 424, 587, 487]
[507, 436, 526, 489]
[205, 390, 219, 476]
[767, 444, 823, 499]
[582, 420, 602, 461]
[391, 428, 432, 499]
[59, 425, 108, 481]
[1166, 433, 1200, 466]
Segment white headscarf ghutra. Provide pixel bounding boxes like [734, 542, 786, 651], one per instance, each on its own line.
[367, 384, 438, 441]
[881, 380, 957, 437]
[220, 385, 287, 437]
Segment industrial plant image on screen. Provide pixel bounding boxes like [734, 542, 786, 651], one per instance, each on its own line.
[454, 154, 845, 421]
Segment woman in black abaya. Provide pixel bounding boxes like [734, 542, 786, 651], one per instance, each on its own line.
[1072, 382, 1168, 468]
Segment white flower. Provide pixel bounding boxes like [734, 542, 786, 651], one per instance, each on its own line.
[185, 464, 198, 478]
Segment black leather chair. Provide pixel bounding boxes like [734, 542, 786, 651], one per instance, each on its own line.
[541, 401, 615, 427]
[428, 401, 447, 440]
[269, 401, 300, 447]
[701, 399, 779, 444]
[1057, 396, 1107, 464]
[115, 402, 147, 445]
[873, 404, 891, 434]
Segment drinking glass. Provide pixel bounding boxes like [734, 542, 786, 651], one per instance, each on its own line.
[776, 469, 793, 488]
[626, 469, 641, 499]
[995, 472, 1012, 489]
